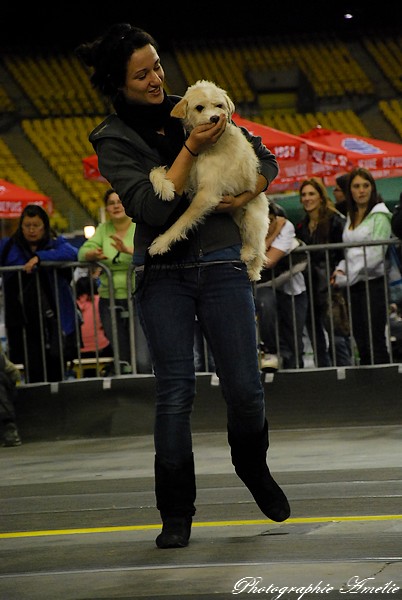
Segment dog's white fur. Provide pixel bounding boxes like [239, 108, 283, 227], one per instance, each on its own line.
[148, 80, 269, 281]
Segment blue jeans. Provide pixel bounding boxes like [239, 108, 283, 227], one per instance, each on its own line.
[135, 262, 265, 464]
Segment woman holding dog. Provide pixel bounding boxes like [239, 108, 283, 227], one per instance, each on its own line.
[77, 23, 290, 549]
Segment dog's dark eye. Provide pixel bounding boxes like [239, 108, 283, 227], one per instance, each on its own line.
[195, 105, 204, 112]
[216, 104, 223, 109]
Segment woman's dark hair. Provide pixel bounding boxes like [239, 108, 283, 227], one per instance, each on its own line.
[103, 188, 118, 205]
[346, 167, 379, 227]
[76, 276, 99, 298]
[335, 173, 350, 196]
[14, 204, 54, 249]
[268, 201, 287, 218]
[76, 23, 158, 97]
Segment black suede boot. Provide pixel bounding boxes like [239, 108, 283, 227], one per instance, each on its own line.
[228, 420, 290, 522]
[154, 454, 196, 549]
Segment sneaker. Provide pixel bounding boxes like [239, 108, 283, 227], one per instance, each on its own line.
[260, 353, 279, 371]
[2, 423, 22, 447]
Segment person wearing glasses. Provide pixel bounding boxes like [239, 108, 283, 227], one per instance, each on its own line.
[0, 204, 78, 382]
[78, 188, 152, 373]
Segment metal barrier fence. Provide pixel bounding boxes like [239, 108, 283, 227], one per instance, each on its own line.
[1, 238, 401, 383]
[0, 261, 121, 382]
[261, 237, 402, 369]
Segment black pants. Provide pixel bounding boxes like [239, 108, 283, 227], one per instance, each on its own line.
[350, 277, 390, 365]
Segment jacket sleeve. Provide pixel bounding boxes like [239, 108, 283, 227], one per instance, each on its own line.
[238, 126, 279, 189]
[36, 237, 78, 262]
[95, 138, 185, 228]
[331, 214, 347, 265]
[77, 224, 105, 260]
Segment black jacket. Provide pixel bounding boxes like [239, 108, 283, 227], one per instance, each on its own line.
[296, 211, 346, 306]
[391, 193, 402, 239]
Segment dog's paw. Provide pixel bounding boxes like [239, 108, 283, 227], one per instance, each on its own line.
[247, 266, 262, 282]
[240, 246, 257, 263]
[149, 167, 175, 201]
[148, 235, 172, 256]
[245, 255, 264, 281]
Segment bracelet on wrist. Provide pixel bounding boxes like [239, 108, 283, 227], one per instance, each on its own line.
[184, 142, 198, 157]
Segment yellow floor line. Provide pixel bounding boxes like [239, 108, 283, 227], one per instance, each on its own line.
[1, 514, 401, 539]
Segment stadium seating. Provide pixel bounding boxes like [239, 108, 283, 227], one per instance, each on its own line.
[363, 34, 402, 94]
[0, 138, 68, 231]
[22, 117, 107, 220]
[379, 99, 402, 139]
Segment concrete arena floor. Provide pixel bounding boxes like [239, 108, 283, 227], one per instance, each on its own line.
[0, 425, 401, 600]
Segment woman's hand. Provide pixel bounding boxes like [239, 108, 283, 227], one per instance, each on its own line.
[85, 248, 107, 261]
[165, 115, 227, 195]
[330, 269, 346, 287]
[110, 234, 133, 255]
[186, 114, 227, 155]
[215, 193, 246, 212]
[23, 256, 39, 273]
[216, 175, 269, 213]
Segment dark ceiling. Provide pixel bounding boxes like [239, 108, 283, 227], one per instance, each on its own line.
[2, 2, 402, 50]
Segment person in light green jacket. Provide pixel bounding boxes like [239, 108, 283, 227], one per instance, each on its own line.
[78, 188, 152, 373]
[332, 168, 392, 365]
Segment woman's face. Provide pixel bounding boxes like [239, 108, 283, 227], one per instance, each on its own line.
[105, 192, 126, 220]
[21, 215, 45, 243]
[121, 44, 165, 105]
[300, 184, 322, 214]
[350, 174, 372, 208]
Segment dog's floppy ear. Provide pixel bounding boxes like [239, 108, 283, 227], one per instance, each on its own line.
[224, 93, 235, 118]
[171, 98, 188, 119]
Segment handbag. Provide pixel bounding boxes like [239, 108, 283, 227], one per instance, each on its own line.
[325, 289, 350, 336]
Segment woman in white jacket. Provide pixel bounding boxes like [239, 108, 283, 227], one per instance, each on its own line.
[332, 168, 392, 365]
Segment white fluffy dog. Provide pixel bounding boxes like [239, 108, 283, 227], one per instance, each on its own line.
[148, 80, 269, 281]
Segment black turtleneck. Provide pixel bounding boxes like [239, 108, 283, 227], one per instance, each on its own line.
[113, 92, 185, 165]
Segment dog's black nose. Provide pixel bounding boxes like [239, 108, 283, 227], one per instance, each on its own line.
[210, 116, 219, 123]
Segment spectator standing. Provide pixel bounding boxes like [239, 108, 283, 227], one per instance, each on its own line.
[76, 23, 290, 549]
[297, 178, 351, 367]
[0, 205, 78, 383]
[332, 167, 392, 365]
[78, 188, 152, 374]
[256, 202, 308, 370]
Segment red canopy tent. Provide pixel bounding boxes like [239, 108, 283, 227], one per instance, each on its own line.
[0, 180, 53, 218]
[300, 127, 402, 181]
[232, 115, 349, 191]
